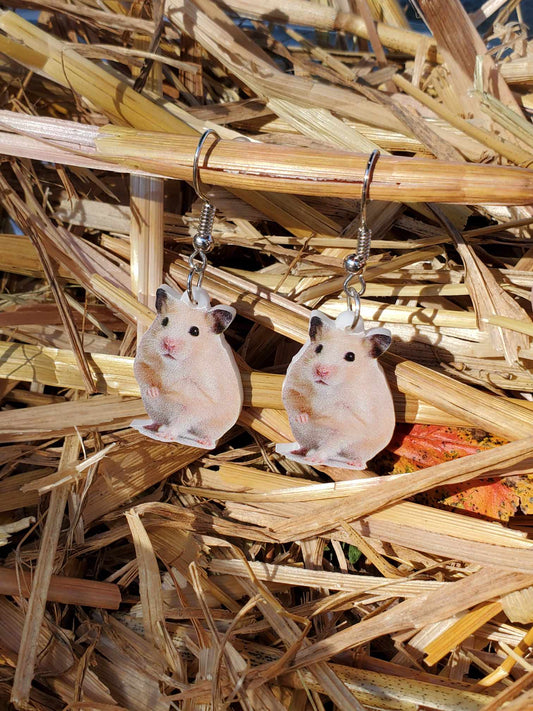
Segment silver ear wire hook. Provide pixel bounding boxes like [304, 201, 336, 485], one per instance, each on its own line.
[192, 128, 218, 203]
[359, 148, 379, 230]
[188, 129, 220, 304]
[343, 149, 380, 324]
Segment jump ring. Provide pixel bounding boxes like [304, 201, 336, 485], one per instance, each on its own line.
[188, 249, 207, 272]
[344, 287, 361, 324]
[343, 272, 366, 298]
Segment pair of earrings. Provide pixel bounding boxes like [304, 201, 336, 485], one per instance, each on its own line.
[133, 136, 395, 470]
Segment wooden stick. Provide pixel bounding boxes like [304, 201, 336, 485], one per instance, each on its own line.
[0, 567, 121, 609]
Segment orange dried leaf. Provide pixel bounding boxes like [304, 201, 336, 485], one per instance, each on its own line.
[384, 424, 529, 521]
[388, 424, 502, 469]
[427, 479, 520, 522]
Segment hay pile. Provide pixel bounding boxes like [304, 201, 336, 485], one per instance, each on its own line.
[1, 0, 533, 708]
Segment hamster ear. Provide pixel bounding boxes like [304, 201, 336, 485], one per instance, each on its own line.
[208, 306, 236, 334]
[366, 328, 392, 358]
[309, 311, 332, 341]
[155, 285, 180, 315]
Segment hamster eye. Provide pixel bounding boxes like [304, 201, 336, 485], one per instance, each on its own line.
[344, 351, 355, 362]
[161, 317, 169, 327]
[189, 326, 200, 337]
[315, 344, 323, 354]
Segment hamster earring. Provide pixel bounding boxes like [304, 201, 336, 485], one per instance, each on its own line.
[276, 150, 396, 470]
[132, 130, 243, 448]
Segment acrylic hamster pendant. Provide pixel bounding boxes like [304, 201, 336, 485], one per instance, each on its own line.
[132, 130, 243, 449]
[276, 150, 396, 470]
[276, 310, 394, 469]
[132, 285, 243, 448]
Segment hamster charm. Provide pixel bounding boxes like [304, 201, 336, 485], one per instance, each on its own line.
[276, 310, 395, 470]
[132, 284, 243, 448]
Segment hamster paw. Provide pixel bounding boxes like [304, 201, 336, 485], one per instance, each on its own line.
[144, 422, 162, 432]
[294, 412, 310, 424]
[157, 425, 177, 441]
[306, 454, 326, 465]
[146, 386, 160, 398]
[193, 436, 215, 448]
[344, 457, 364, 469]
[290, 446, 309, 457]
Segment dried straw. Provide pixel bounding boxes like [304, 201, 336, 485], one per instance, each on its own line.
[1, 0, 533, 707]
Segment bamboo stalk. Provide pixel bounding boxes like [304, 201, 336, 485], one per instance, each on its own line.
[470, 0, 509, 27]
[483, 314, 533, 338]
[279, 660, 488, 711]
[501, 55, 533, 85]
[0, 567, 121, 608]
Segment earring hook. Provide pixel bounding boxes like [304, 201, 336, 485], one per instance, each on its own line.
[359, 148, 380, 230]
[187, 129, 221, 305]
[192, 128, 219, 203]
[343, 149, 380, 324]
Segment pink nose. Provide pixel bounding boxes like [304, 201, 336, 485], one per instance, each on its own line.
[162, 337, 180, 353]
[315, 365, 331, 379]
